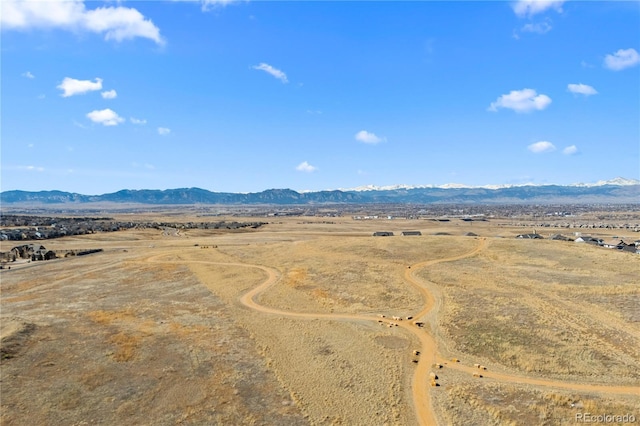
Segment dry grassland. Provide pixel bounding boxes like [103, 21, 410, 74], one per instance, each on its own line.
[434, 378, 639, 426]
[422, 239, 640, 383]
[1, 216, 639, 425]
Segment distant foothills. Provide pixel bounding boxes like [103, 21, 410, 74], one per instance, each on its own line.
[1, 178, 638, 205]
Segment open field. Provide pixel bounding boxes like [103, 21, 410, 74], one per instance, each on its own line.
[1, 215, 639, 425]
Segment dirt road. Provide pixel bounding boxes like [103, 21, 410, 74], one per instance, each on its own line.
[145, 237, 637, 425]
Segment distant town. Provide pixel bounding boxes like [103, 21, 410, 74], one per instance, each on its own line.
[0, 215, 267, 242]
[1, 203, 638, 266]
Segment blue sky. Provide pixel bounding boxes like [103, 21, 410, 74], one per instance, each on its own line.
[2, 0, 639, 194]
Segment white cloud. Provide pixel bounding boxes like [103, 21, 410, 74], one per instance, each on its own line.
[86, 108, 124, 126]
[296, 161, 317, 172]
[201, 0, 241, 11]
[132, 162, 156, 170]
[512, 0, 564, 18]
[567, 83, 597, 96]
[252, 63, 288, 83]
[528, 141, 556, 153]
[130, 117, 147, 125]
[57, 77, 102, 97]
[101, 89, 117, 99]
[1, 0, 164, 45]
[17, 165, 45, 172]
[521, 21, 552, 34]
[488, 88, 552, 113]
[355, 130, 385, 144]
[171, 0, 241, 11]
[158, 127, 171, 135]
[563, 145, 578, 155]
[604, 48, 640, 71]
[22, 71, 35, 79]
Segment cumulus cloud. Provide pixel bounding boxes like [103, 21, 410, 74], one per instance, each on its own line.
[86, 108, 124, 126]
[604, 48, 640, 71]
[252, 63, 288, 83]
[512, 0, 564, 17]
[130, 117, 147, 125]
[22, 71, 35, 79]
[158, 127, 171, 135]
[101, 89, 117, 99]
[296, 161, 317, 172]
[1, 0, 164, 45]
[355, 130, 385, 144]
[528, 141, 556, 153]
[567, 83, 597, 96]
[57, 77, 102, 97]
[563, 145, 578, 155]
[488, 88, 552, 113]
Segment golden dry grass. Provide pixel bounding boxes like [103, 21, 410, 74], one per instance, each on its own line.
[422, 238, 640, 384]
[1, 215, 638, 425]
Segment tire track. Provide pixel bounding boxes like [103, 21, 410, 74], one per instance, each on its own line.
[145, 240, 487, 425]
[144, 238, 638, 426]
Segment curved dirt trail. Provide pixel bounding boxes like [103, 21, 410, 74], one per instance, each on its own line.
[440, 361, 639, 395]
[144, 241, 487, 425]
[144, 239, 638, 425]
[402, 238, 488, 425]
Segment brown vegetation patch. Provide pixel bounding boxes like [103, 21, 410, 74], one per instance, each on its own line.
[437, 381, 639, 426]
[87, 308, 136, 325]
[0, 320, 36, 361]
[108, 331, 144, 362]
[284, 267, 309, 289]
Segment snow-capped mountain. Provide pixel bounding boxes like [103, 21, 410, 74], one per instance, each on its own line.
[338, 177, 639, 192]
[569, 177, 640, 187]
[2, 178, 638, 205]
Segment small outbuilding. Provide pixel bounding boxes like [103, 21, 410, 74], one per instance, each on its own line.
[373, 232, 394, 237]
[401, 231, 422, 236]
[575, 236, 601, 245]
[602, 238, 627, 249]
[516, 233, 543, 239]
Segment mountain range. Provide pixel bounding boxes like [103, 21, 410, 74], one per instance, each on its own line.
[1, 178, 638, 205]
